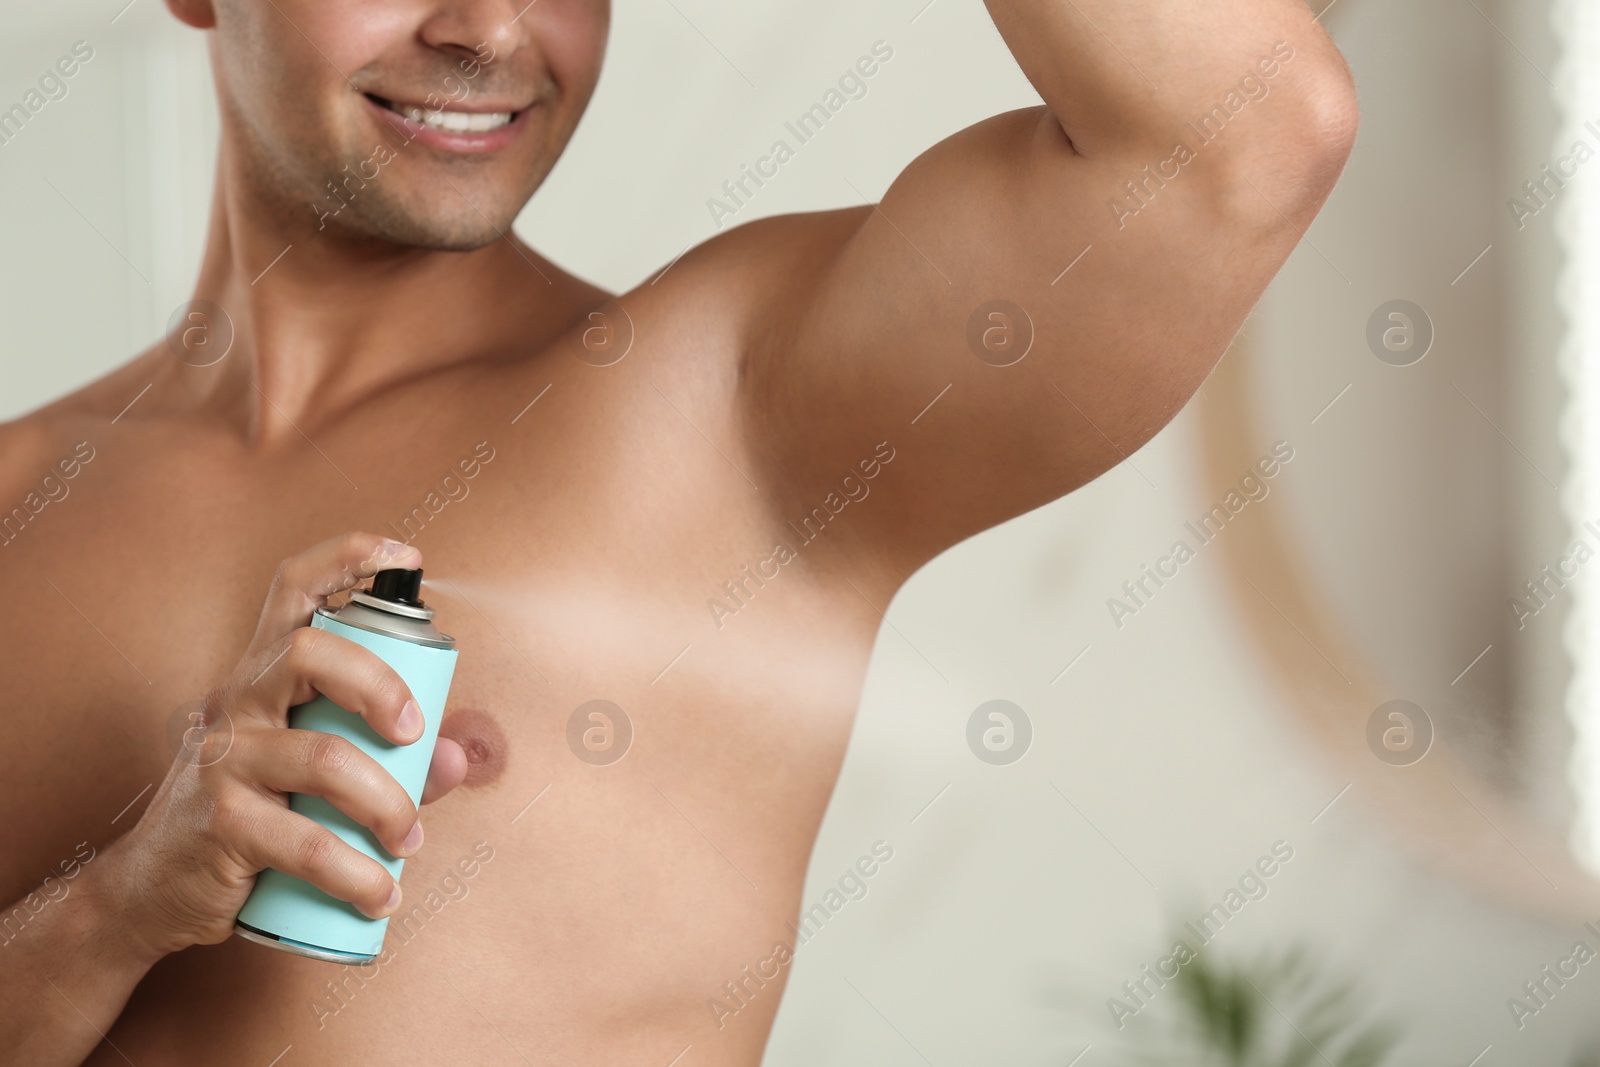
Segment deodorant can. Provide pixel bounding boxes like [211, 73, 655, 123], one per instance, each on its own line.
[234, 568, 458, 964]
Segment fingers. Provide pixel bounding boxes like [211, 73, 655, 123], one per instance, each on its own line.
[239, 627, 424, 744]
[243, 729, 422, 860]
[248, 532, 422, 656]
[226, 795, 403, 920]
[421, 738, 469, 805]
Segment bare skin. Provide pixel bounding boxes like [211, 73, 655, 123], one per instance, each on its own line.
[0, 0, 1357, 1062]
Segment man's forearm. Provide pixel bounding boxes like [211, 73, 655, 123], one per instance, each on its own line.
[982, 0, 1354, 178]
[0, 850, 159, 1067]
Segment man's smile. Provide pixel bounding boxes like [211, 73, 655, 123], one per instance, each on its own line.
[362, 92, 530, 151]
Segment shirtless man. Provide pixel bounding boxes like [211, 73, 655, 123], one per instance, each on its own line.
[0, 0, 1355, 1061]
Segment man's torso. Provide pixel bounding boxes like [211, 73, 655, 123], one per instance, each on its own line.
[0, 210, 897, 1065]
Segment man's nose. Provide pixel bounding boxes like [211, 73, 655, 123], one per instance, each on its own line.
[417, 0, 530, 63]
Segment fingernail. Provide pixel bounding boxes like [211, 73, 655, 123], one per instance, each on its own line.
[361, 882, 401, 919]
[397, 700, 422, 738]
[401, 820, 423, 855]
[383, 539, 418, 562]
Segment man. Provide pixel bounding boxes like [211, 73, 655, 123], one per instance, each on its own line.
[0, 0, 1355, 1061]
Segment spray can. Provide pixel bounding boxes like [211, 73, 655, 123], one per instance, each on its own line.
[234, 567, 458, 963]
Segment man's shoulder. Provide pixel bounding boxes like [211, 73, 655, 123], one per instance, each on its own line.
[0, 346, 155, 495]
[622, 205, 873, 327]
[0, 415, 86, 506]
[1, 394, 89, 465]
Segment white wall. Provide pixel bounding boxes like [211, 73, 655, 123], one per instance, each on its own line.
[1, 0, 1592, 1063]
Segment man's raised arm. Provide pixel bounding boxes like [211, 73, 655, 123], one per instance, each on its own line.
[744, 0, 1356, 575]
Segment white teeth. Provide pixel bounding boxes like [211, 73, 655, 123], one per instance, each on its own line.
[399, 105, 513, 133]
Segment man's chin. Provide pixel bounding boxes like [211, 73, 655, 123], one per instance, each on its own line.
[318, 202, 513, 254]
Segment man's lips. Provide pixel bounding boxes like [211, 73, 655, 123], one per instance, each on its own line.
[363, 93, 530, 153]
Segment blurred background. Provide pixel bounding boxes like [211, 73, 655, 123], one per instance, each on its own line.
[3, 0, 1597, 1062]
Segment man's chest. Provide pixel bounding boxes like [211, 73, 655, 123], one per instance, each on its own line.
[3, 382, 878, 1060]
[0, 376, 879, 910]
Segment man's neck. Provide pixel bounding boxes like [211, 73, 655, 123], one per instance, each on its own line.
[159, 142, 586, 445]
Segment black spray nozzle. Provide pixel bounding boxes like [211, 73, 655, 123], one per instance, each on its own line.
[368, 567, 424, 607]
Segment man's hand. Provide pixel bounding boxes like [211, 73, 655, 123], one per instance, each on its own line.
[106, 531, 470, 956]
[0, 532, 469, 1067]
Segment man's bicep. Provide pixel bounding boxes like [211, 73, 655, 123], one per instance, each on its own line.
[748, 106, 1303, 571]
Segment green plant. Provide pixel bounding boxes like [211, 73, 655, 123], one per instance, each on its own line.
[1118, 937, 1399, 1067]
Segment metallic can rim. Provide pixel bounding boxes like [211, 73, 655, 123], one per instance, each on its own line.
[233, 920, 377, 965]
[350, 589, 433, 620]
[315, 603, 456, 650]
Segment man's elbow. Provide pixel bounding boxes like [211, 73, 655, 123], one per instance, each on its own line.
[1291, 55, 1361, 199]
[1220, 51, 1360, 227]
